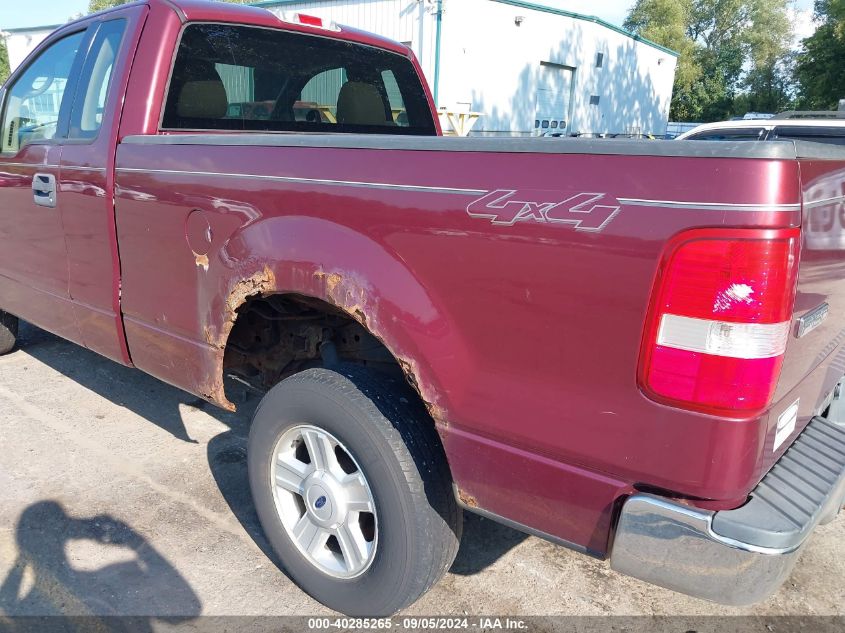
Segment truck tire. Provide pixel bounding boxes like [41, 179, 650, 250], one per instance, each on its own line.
[0, 311, 18, 355]
[247, 366, 461, 616]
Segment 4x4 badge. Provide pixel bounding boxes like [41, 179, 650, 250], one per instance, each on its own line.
[467, 190, 620, 232]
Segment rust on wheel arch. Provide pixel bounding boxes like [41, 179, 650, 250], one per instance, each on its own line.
[202, 266, 278, 411]
[200, 265, 449, 427]
[457, 488, 479, 508]
[313, 268, 448, 427]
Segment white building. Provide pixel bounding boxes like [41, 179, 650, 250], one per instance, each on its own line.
[2, 25, 60, 72]
[3, 0, 678, 136]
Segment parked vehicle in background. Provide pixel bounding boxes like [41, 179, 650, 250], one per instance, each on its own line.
[546, 132, 657, 139]
[676, 111, 845, 144]
[726, 112, 775, 121]
[664, 121, 700, 139]
[677, 113, 845, 251]
[777, 110, 845, 120]
[1, 0, 844, 617]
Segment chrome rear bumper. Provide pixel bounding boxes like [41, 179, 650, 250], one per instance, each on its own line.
[610, 416, 845, 606]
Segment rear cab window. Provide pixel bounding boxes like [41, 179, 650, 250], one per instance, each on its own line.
[162, 23, 436, 135]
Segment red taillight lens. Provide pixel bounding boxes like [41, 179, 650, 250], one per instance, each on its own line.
[640, 229, 800, 414]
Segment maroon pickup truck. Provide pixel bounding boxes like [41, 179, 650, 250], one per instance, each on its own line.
[1, 0, 844, 616]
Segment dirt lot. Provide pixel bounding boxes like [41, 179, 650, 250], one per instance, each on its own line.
[0, 322, 843, 622]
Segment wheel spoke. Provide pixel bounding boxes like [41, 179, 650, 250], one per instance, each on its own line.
[302, 429, 338, 474]
[335, 522, 369, 573]
[342, 473, 374, 513]
[293, 514, 330, 554]
[275, 454, 309, 494]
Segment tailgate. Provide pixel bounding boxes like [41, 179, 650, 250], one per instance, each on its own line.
[776, 159, 845, 411]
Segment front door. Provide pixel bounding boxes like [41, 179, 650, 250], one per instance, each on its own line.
[0, 29, 88, 342]
[60, 13, 140, 363]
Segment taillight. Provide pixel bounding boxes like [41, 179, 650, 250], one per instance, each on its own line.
[639, 228, 800, 414]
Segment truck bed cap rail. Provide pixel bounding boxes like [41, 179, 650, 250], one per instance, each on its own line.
[122, 134, 845, 161]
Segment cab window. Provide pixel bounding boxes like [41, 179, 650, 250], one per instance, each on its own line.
[1, 31, 86, 153]
[162, 23, 436, 135]
[69, 19, 127, 140]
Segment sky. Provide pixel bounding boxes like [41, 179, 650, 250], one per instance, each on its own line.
[1, 0, 89, 30]
[0, 0, 818, 38]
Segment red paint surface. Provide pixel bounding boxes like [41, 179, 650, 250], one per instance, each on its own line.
[1, 0, 844, 556]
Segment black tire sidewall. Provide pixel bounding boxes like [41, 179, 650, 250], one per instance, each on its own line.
[248, 374, 423, 616]
[0, 311, 17, 355]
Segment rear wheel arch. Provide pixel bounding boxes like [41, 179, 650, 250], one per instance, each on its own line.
[220, 289, 451, 433]
[204, 216, 469, 428]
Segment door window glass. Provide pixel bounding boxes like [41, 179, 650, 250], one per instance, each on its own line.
[69, 19, 127, 140]
[1, 31, 86, 153]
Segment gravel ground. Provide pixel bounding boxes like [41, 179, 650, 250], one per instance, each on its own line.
[0, 322, 842, 625]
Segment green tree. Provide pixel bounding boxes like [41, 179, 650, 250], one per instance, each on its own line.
[687, 0, 748, 119]
[796, 0, 845, 109]
[625, 0, 702, 120]
[739, 0, 796, 114]
[737, 52, 797, 114]
[625, 0, 794, 121]
[88, 0, 126, 11]
[0, 38, 10, 86]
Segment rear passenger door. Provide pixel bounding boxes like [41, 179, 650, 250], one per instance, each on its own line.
[0, 28, 88, 341]
[60, 8, 145, 363]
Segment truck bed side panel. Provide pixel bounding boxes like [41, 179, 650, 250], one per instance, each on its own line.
[115, 137, 806, 552]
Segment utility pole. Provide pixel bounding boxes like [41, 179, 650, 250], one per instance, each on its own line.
[432, 0, 443, 107]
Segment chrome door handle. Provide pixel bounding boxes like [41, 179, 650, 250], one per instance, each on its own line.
[33, 173, 56, 208]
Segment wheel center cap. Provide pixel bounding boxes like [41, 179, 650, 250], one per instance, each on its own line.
[304, 479, 339, 525]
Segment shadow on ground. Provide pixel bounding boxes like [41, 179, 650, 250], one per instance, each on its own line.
[2, 322, 528, 617]
[0, 500, 200, 630]
[451, 513, 528, 575]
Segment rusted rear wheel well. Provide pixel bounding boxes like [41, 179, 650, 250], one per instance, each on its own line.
[222, 293, 409, 401]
